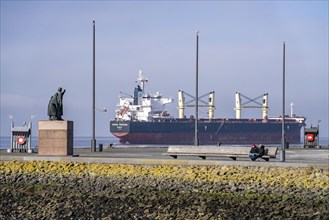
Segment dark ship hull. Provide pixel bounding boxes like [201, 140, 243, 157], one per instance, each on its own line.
[110, 118, 305, 145]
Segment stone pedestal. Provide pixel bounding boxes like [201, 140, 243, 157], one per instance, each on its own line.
[38, 120, 73, 156]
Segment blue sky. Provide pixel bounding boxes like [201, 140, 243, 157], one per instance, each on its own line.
[1, 1, 328, 141]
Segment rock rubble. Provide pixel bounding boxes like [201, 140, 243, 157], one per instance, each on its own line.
[0, 161, 328, 219]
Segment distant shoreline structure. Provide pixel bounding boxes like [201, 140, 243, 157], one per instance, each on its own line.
[0, 136, 328, 149]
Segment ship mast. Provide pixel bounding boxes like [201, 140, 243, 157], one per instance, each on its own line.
[137, 70, 148, 91]
[195, 31, 199, 146]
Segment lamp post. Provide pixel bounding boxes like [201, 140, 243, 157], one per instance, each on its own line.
[317, 120, 321, 148]
[194, 31, 199, 146]
[29, 115, 36, 153]
[9, 115, 14, 151]
[91, 20, 96, 152]
[280, 41, 286, 162]
[91, 21, 107, 152]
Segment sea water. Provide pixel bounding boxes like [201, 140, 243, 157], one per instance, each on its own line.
[0, 136, 328, 150]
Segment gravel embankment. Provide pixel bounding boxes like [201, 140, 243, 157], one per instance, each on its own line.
[1, 161, 328, 219]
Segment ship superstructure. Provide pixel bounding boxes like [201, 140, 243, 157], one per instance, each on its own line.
[116, 70, 173, 122]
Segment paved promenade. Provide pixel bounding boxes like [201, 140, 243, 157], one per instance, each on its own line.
[1, 146, 328, 168]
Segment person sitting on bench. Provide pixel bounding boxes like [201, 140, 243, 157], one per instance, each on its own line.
[249, 144, 259, 161]
[258, 145, 266, 158]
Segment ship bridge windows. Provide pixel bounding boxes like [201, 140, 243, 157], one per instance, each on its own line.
[143, 95, 162, 99]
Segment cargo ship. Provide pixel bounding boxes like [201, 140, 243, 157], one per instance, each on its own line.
[110, 71, 306, 145]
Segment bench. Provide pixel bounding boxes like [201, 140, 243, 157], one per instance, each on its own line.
[163, 146, 278, 161]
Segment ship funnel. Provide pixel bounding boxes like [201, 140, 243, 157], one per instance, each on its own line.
[134, 85, 143, 105]
[235, 92, 241, 119]
[262, 93, 269, 119]
[178, 90, 185, 119]
[208, 91, 215, 119]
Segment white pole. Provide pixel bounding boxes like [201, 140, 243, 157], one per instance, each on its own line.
[208, 91, 215, 119]
[262, 93, 268, 119]
[178, 90, 185, 119]
[235, 92, 241, 119]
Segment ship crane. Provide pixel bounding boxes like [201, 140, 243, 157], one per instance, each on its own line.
[235, 92, 269, 119]
[290, 102, 294, 117]
[178, 90, 215, 119]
